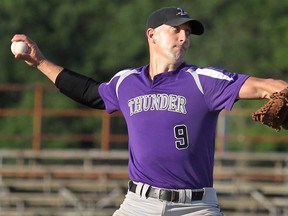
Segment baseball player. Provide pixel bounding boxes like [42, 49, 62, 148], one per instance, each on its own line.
[12, 7, 288, 216]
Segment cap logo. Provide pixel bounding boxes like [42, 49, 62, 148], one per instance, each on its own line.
[176, 8, 188, 16]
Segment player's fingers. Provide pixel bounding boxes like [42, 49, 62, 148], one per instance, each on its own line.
[14, 52, 43, 68]
[11, 34, 46, 68]
[11, 34, 33, 43]
[11, 34, 37, 53]
[12, 34, 41, 55]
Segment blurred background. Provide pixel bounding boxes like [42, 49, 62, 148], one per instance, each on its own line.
[0, 0, 287, 215]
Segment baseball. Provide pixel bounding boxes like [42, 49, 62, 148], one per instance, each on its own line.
[11, 41, 29, 55]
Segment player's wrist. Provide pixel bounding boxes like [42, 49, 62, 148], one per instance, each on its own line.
[37, 59, 64, 83]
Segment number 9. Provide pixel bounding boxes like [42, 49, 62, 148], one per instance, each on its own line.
[174, 124, 189, 150]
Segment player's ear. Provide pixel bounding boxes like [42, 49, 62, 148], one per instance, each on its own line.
[146, 28, 156, 44]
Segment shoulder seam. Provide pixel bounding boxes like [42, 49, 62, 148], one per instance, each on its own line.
[114, 69, 140, 99]
[187, 68, 204, 95]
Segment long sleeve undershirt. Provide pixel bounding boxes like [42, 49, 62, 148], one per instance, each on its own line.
[55, 69, 105, 109]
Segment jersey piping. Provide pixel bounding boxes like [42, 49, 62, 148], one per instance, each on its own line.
[196, 68, 234, 81]
[187, 68, 204, 94]
[105, 69, 140, 99]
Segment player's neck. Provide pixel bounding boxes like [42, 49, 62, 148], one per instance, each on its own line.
[148, 59, 183, 80]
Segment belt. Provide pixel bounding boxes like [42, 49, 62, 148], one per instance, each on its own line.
[128, 181, 204, 203]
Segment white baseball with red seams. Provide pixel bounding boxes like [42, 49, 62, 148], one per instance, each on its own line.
[11, 41, 29, 55]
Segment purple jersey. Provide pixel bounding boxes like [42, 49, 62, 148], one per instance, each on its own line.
[99, 63, 249, 189]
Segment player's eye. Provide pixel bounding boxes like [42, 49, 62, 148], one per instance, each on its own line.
[185, 29, 191, 37]
[171, 26, 180, 33]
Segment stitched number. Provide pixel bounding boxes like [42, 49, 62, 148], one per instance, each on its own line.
[174, 125, 189, 150]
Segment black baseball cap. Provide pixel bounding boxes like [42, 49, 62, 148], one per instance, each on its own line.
[146, 7, 204, 35]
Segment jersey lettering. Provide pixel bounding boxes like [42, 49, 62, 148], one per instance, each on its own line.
[128, 94, 187, 116]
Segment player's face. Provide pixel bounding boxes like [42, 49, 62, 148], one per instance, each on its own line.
[153, 23, 191, 63]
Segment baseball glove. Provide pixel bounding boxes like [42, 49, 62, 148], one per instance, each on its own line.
[252, 87, 288, 131]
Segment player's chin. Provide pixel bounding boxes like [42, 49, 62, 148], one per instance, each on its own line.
[174, 51, 187, 61]
[167, 49, 186, 62]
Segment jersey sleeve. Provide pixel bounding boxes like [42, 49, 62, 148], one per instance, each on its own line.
[98, 68, 141, 114]
[98, 74, 121, 114]
[196, 67, 250, 111]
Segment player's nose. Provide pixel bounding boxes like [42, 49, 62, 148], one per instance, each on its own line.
[179, 29, 189, 43]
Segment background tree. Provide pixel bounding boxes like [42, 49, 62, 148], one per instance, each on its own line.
[0, 0, 287, 150]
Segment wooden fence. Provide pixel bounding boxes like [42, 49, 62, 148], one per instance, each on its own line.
[0, 84, 127, 151]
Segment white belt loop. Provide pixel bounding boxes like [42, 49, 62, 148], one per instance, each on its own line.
[185, 189, 192, 201]
[177, 189, 185, 203]
[135, 182, 144, 196]
[142, 184, 150, 198]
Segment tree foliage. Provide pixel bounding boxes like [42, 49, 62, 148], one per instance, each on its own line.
[0, 0, 287, 150]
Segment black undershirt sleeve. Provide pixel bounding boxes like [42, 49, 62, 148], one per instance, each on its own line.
[55, 68, 105, 109]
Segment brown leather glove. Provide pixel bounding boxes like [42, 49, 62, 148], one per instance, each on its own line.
[252, 87, 288, 131]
